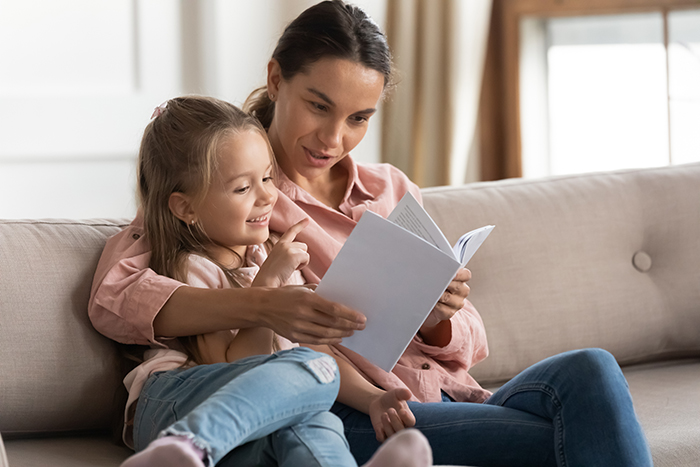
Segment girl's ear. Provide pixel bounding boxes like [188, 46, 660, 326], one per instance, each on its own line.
[267, 59, 282, 97]
[168, 192, 196, 224]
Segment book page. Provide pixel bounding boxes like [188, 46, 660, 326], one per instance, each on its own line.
[452, 225, 495, 267]
[387, 192, 454, 257]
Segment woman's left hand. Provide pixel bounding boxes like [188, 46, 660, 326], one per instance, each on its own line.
[423, 268, 471, 327]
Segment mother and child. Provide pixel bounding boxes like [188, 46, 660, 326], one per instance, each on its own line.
[89, 1, 653, 466]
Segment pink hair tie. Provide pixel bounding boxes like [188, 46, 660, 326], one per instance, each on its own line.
[151, 101, 168, 119]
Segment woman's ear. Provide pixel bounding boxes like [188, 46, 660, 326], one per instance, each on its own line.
[168, 192, 195, 224]
[267, 59, 282, 97]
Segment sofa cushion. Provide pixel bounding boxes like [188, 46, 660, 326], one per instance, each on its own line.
[4, 435, 131, 467]
[422, 163, 700, 384]
[623, 359, 700, 467]
[0, 219, 128, 435]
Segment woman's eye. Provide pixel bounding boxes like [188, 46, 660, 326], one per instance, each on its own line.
[312, 102, 327, 112]
[351, 115, 369, 125]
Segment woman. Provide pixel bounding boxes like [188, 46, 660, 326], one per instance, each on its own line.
[90, 1, 653, 465]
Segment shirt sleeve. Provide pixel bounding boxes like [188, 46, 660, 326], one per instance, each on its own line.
[88, 216, 184, 346]
[184, 254, 230, 289]
[409, 301, 489, 368]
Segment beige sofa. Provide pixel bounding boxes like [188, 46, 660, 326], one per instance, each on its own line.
[1, 163, 699, 466]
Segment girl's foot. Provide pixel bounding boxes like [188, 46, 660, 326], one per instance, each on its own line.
[120, 436, 206, 467]
[362, 429, 433, 467]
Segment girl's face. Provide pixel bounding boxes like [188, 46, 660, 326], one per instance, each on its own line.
[266, 57, 385, 185]
[195, 131, 278, 264]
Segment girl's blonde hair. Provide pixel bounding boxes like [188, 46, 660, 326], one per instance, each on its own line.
[137, 95, 274, 363]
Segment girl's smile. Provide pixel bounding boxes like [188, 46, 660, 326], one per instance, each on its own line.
[191, 130, 278, 266]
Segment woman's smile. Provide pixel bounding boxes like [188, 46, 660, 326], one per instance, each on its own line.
[267, 57, 385, 190]
[304, 146, 337, 168]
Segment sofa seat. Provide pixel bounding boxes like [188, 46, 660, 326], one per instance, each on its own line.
[5, 359, 698, 467]
[623, 358, 700, 466]
[4, 436, 131, 467]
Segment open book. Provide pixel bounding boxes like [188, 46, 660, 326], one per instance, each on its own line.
[315, 192, 494, 372]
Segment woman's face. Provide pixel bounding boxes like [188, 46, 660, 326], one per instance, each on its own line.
[266, 57, 385, 185]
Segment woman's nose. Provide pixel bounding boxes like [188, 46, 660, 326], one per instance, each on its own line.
[319, 119, 343, 149]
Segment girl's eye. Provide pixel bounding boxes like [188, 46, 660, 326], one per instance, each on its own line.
[263, 176, 274, 183]
[234, 186, 250, 194]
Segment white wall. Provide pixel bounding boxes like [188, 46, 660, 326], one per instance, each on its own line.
[0, 0, 387, 219]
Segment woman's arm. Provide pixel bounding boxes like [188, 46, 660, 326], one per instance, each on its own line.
[305, 344, 416, 442]
[153, 279, 365, 345]
[89, 218, 366, 346]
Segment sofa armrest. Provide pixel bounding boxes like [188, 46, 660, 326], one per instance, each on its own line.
[0, 433, 8, 467]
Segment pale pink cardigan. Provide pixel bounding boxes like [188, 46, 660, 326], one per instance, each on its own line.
[88, 157, 491, 403]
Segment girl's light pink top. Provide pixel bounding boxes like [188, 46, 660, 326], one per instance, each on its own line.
[88, 157, 491, 403]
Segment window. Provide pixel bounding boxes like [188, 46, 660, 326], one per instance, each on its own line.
[480, 0, 700, 180]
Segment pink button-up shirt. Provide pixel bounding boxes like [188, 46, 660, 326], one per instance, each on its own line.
[88, 157, 491, 404]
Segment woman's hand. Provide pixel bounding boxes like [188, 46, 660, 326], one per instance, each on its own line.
[418, 268, 470, 346]
[422, 268, 471, 328]
[253, 219, 310, 288]
[369, 388, 416, 442]
[260, 285, 365, 344]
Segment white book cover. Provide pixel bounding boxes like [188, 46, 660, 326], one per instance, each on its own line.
[315, 192, 494, 372]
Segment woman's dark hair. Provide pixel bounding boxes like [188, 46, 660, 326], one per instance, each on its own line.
[244, 0, 394, 128]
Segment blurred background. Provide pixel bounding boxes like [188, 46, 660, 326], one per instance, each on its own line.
[0, 0, 698, 219]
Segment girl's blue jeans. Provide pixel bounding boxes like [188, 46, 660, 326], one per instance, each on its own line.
[133, 347, 357, 467]
[333, 348, 653, 466]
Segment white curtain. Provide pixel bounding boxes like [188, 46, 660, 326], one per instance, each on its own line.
[382, 0, 492, 187]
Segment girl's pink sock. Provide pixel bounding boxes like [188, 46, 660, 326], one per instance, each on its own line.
[361, 429, 433, 467]
[120, 435, 206, 467]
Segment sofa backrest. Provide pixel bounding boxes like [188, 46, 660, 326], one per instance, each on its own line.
[422, 163, 700, 385]
[0, 219, 128, 436]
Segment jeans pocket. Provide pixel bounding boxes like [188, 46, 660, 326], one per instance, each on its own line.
[133, 397, 178, 451]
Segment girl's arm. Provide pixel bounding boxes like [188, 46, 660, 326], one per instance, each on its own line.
[187, 328, 276, 364]
[305, 344, 416, 442]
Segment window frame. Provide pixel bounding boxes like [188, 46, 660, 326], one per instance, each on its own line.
[479, 0, 700, 181]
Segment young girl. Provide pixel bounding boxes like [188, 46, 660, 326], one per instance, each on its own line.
[118, 95, 432, 467]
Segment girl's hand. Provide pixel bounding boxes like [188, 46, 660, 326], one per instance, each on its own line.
[253, 219, 310, 288]
[369, 388, 416, 442]
[422, 268, 471, 328]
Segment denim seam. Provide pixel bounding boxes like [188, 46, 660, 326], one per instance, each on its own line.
[495, 383, 567, 467]
[287, 423, 323, 467]
[217, 402, 335, 461]
[343, 417, 553, 435]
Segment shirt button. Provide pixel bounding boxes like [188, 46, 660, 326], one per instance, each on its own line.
[132, 233, 140, 240]
[421, 363, 431, 370]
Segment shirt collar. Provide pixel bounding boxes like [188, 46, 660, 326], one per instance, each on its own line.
[276, 156, 373, 205]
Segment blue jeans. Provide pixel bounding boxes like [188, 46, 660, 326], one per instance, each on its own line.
[133, 347, 357, 467]
[333, 348, 653, 466]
